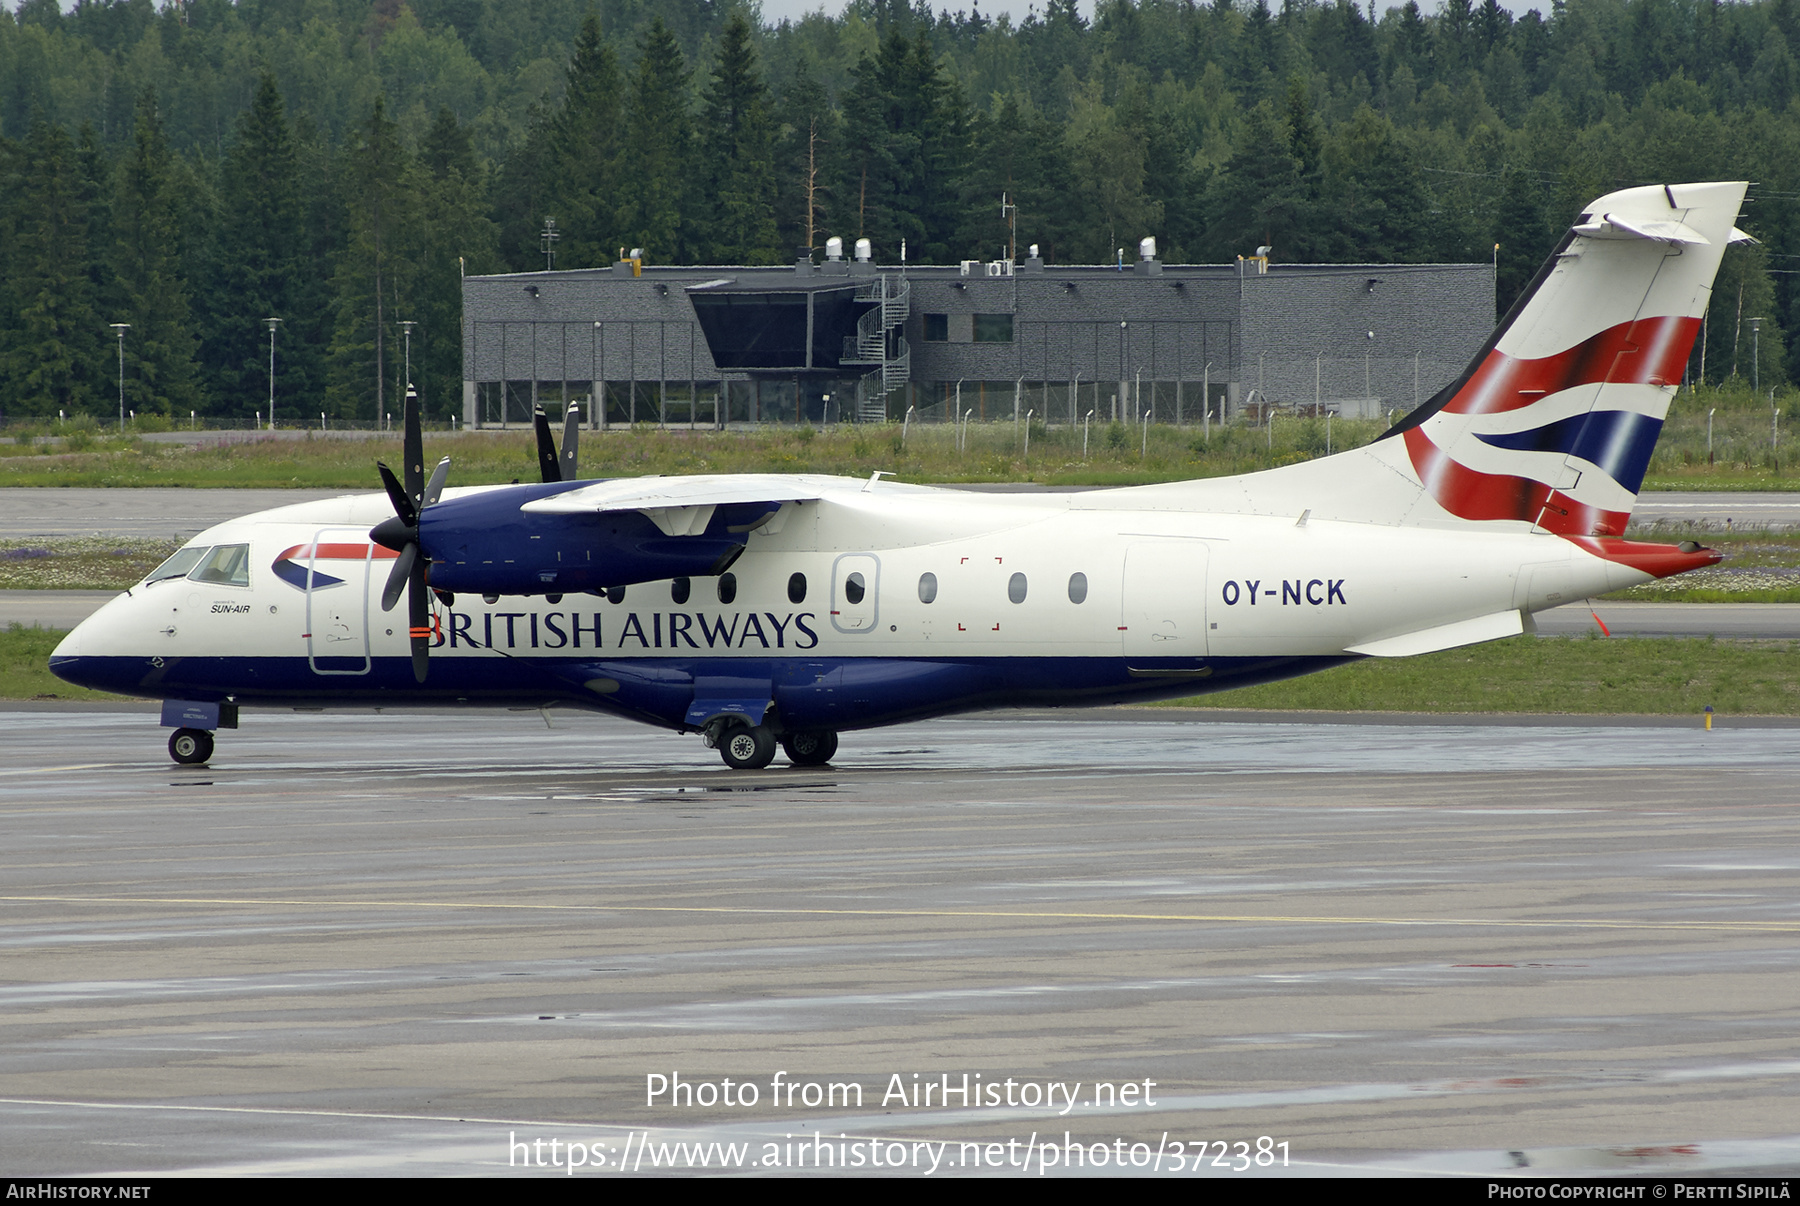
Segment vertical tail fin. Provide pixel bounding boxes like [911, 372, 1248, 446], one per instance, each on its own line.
[1382, 181, 1746, 535]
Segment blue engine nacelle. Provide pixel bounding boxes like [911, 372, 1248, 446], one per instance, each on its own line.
[417, 481, 778, 596]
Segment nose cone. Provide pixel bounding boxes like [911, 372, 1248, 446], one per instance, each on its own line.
[46, 604, 137, 695]
[51, 627, 81, 660]
[371, 515, 415, 552]
[47, 621, 98, 690]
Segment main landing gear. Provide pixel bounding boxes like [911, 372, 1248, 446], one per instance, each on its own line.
[168, 727, 214, 765]
[715, 724, 839, 770]
[781, 730, 838, 767]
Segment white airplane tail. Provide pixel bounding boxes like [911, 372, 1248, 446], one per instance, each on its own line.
[1155, 181, 1748, 534]
[1380, 180, 1746, 534]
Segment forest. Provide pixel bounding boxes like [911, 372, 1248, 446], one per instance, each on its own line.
[3, 0, 1799, 424]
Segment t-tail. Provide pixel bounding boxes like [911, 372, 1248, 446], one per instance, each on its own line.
[1382, 180, 1748, 537]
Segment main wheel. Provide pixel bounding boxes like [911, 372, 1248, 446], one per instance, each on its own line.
[781, 730, 838, 766]
[168, 727, 214, 765]
[718, 724, 776, 770]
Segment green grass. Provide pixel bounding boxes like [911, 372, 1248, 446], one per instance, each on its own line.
[13, 377, 1800, 489]
[1165, 634, 1800, 715]
[0, 624, 124, 701]
[0, 417, 1391, 489]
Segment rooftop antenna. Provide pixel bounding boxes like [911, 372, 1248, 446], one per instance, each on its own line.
[1001, 192, 1017, 264]
[540, 217, 560, 271]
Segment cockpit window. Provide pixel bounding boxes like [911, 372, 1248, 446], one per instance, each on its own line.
[145, 546, 208, 585]
[188, 543, 251, 587]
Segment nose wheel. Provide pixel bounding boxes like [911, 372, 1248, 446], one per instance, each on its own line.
[168, 727, 214, 765]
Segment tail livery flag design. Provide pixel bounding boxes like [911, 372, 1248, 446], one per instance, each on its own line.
[1391, 181, 1746, 537]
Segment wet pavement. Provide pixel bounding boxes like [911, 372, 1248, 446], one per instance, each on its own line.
[2, 707, 1798, 1176]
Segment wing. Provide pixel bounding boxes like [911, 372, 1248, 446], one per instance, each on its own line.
[519, 473, 843, 536]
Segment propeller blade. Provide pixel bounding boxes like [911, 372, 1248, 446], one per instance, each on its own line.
[376, 461, 416, 527]
[534, 408, 561, 483]
[403, 383, 424, 508]
[407, 559, 431, 683]
[381, 541, 416, 612]
[423, 456, 451, 507]
[560, 402, 581, 481]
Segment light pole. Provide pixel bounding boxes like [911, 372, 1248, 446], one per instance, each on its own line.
[109, 323, 129, 432]
[1203, 361, 1213, 440]
[399, 320, 417, 423]
[1752, 317, 1763, 394]
[264, 317, 282, 430]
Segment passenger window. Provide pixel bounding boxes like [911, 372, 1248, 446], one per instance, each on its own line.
[1008, 572, 1027, 603]
[147, 546, 207, 585]
[845, 571, 866, 605]
[918, 572, 937, 604]
[607, 585, 627, 604]
[788, 572, 806, 604]
[189, 543, 251, 587]
[1068, 572, 1088, 604]
[717, 573, 737, 605]
[671, 576, 690, 604]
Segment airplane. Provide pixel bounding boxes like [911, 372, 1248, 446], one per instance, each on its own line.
[50, 180, 1745, 771]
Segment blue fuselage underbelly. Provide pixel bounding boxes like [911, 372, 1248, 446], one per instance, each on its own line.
[48, 653, 1354, 731]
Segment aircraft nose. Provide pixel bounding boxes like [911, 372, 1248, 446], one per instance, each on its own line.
[52, 626, 81, 659]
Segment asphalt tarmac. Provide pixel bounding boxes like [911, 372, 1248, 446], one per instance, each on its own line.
[3, 707, 1798, 1177]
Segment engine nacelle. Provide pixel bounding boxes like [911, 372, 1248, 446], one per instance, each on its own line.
[414, 482, 776, 597]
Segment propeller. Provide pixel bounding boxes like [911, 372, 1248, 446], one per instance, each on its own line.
[371, 385, 450, 683]
[534, 402, 581, 483]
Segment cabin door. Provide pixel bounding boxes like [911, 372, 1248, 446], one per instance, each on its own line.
[304, 528, 374, 675]
[1121, 540, 1211, 659]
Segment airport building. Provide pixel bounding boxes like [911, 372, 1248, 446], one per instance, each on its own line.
[460, 239, 1495, 429]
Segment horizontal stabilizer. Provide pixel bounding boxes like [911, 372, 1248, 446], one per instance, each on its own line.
[1346, 609, 1529, 658]
[1571, 213, 1711, 245]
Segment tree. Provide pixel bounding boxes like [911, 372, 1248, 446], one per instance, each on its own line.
[112, 89, 202, 416]
[414, 105, 497, 422]
[1493, 164, 1552, 313]
[548, 13, 626, 269]
[775, 52, 837, 259]
[618, 17, 694, 265]
[201, 74, 305, 421]
[4, 117, 101, 416]
[698, 12, 780, 264]
[328, 96, 415, 421]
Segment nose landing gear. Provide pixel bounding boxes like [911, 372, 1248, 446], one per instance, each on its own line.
[168, 727, 214, 765]
[781, 730, 838, 766]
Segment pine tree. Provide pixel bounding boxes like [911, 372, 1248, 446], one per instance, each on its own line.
[6, 117, 101, 417]
[699, 12, 779, 265]
[619, 17, 694, 265]
[415, 105, 497, 423]
[959, 94, 1071, 263]
[1493, 164, 1551, 313]
[775, 52, 837, 259]
[549, 13, 625, 269]
[328, 96, 415, 421]
[112, 89, 202, 416]
[203, 73, 304, 422]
